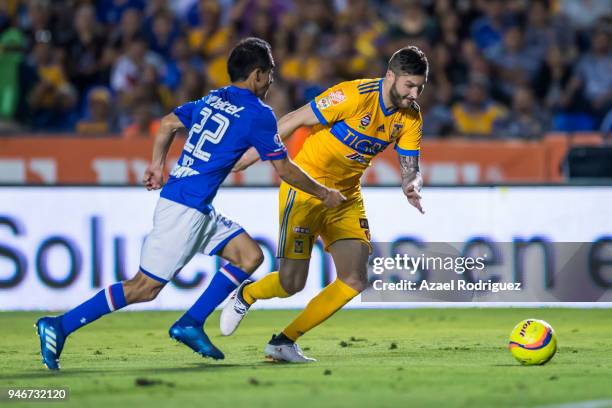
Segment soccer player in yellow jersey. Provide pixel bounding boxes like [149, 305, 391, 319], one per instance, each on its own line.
[221, 46, 428, 362]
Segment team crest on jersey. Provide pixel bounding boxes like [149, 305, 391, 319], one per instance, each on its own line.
[294, 239, 304, 254]
[328, 90, 346, 105]
[359, 218, 369, 229]
[359, 113, 372, 130]
[390, 123, 403, 139]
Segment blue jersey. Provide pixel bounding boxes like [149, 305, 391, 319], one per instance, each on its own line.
[160, 85, 287, 212]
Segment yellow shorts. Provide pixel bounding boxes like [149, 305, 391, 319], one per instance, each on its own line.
[276, 181, 371, 259]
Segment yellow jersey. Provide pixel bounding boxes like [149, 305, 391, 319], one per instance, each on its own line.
[451, 102, 506, 136]
[295, 78, 422, 196]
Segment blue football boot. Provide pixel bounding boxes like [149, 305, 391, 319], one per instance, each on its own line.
[169, 323, 225, 360]
[36, 317, 66, 370]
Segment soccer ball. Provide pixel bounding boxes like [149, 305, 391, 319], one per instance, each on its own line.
[508, 319, 557, 365]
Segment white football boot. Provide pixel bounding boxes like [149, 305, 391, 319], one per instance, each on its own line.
[220, 280, 252, 336]
[264, 334, 316, 363]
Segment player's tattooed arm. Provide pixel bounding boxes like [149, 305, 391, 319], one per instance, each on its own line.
[399, 155, 424, 214]
[143, 113, 185, 190]
[399, 155, 422, 190]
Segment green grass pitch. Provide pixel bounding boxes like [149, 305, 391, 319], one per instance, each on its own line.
[1, 309, 611, 408]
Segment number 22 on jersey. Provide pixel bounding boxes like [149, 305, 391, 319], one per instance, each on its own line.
[184, 107, 230, 162]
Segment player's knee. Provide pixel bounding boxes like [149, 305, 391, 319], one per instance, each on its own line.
[278, 262, 308, 294]
[341, 275, 369, 293]
[235, 247, 264, 273]
[280, 276, 306, 295]
[280, 282, 299, 295]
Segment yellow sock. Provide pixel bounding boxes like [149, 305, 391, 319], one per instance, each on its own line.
[282, 279, 358, 341]
[242, 272, 289, 305]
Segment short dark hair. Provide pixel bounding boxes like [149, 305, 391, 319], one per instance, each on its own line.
[227, 37, 274, 82]
[388, 46, 429, 79]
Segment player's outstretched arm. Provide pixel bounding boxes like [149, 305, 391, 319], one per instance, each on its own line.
[276, 103, 321, 140]
[143, 113, 185, 190]
[399, 155, 424, 214]
[232, 104, 320, 172]
[272, 157, 346, 208]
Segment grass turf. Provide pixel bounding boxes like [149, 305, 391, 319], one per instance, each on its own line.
[0, 309, 611, 408]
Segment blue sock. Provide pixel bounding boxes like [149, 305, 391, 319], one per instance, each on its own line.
[60, 282, 127, 336]
[177, 264, 250, 327]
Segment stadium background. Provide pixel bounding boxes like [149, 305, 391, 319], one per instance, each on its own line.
[0, 2, 611, 407]
[0, 0, 611, 308]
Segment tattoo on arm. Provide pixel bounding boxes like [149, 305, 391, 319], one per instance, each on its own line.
[399, 155, 422, 193]
[400, 155, 419, 181]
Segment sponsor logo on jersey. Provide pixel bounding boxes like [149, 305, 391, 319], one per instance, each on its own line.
[170, 164, 200, 178]
[376, 124, 385, 133]
[336, 128, 389, 155]
[293, 226, 311, 234]
[359, 218, 369, 229]
[206, 95, 245, 117]
[328, 90, 346, 105]
[294, 239, 304, 254]
[359, 113, 371, 130]
[345, 152, 369, 164]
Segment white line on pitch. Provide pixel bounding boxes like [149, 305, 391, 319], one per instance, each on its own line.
[536, 400, 612, 408]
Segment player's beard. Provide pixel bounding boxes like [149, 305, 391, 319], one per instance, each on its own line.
[389, 80, 414, 109]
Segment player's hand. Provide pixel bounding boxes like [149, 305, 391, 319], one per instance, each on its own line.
[232, 147, 260, 172]
[143, 164, 164, 190]
[321, 188, 347, 209]
[404, 184, 424, 214]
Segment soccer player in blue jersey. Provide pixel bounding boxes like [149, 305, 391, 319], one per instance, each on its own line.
[35, 37, 346, 370]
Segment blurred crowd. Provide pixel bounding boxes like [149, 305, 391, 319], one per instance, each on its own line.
[0, 0, 610, 139]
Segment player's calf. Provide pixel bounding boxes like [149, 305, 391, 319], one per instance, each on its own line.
[172, 233, 260, 358]
[123, 272, 165, 303]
